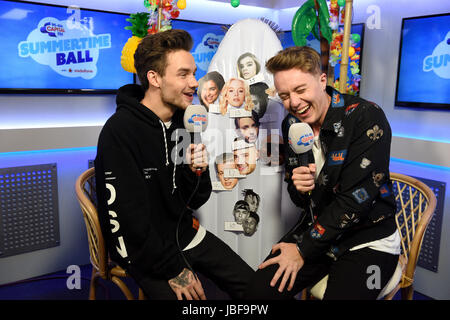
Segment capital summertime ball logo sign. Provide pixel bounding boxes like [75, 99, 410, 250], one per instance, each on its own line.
[192, 32, 224, 73]
[18, 17, 111, 79]
[423, 30, 450, 79]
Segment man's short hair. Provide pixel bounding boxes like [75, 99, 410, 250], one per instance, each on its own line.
[214, 153, 235, 173]
[265, 46, 322, 76]
[134, 29, 193, 92]
[234, 200, 250, 211]
[247, 212, 260, 224]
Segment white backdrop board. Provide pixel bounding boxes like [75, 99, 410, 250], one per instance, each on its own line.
[196, 19, 299, 269]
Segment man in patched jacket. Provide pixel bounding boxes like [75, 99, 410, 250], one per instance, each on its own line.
[245, 46, 400, 300]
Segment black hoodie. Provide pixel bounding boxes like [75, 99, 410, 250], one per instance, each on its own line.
[94, 84, 212, 281]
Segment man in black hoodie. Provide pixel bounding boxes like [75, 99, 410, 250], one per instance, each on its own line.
[94, 29, 254, 300]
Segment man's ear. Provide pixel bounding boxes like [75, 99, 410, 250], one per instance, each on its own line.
[147, 70, 161, 88]
[320, 72, 327, 90]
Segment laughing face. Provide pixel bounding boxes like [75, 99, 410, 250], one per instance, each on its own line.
[158, 50, 198, 110]
[274, 68, 330, 134]
[233, 146, 257, 175]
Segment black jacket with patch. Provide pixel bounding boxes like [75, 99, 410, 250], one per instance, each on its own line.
[282, 86, 397, 261]
[94, 84, 212, 281]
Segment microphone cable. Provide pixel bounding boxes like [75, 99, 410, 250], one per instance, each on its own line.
[175, 171, 202, 280]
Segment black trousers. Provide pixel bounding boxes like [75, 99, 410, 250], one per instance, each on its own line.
[245, 243, 399, 300]
[138, 231, 255, 300]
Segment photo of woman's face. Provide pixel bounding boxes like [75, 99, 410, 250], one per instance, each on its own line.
[237, 117, 259, 144]
[239, 56, 257, 80]
[227, 79, 245, 107]
[201, 80, 219, 105]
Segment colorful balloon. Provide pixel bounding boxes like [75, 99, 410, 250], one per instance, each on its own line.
[351, 33, 361, 43]
[177, 0, 186, 10]
[337, 0, 346, 7]
[349, 46, 355, 57]
[231, 0, 240, 7]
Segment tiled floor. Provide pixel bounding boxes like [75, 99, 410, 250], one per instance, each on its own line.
[0, 264, 433, 300]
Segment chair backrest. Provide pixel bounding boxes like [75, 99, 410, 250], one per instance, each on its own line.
[75, 167, 108, 279]
[390, 172, 437, 287]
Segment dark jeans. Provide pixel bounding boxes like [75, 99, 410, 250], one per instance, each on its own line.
[245, 245, 399, 300]
[138, 231, 254, 300]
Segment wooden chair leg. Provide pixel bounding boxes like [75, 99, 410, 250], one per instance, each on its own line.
[111, 276, 135, 300]
[89, 269, 98, 300]
[138, 288, 146, 300]
[401, 285, 414, 300]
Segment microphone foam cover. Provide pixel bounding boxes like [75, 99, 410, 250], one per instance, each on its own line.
[183, 104, 208, 133]
[288, 122, 314, 154]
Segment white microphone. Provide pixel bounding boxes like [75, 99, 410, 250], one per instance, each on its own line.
[183, 105, 208, 176]
[288, 122, 314, 167]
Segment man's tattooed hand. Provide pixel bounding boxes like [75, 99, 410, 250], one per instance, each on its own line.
[168, 268, 206, 300]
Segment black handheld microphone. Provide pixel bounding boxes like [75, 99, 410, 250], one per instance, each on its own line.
[183, 105, 208, 176]
[288, 122, 314, 167]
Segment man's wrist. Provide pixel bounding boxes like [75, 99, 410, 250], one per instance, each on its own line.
[296, 242, 305, 260]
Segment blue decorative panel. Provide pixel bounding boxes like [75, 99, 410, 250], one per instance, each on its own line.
[0, 164, 60, 258]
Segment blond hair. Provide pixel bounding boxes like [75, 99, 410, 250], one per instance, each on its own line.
[219, 78, 254, 115]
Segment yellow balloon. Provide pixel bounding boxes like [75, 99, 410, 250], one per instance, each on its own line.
[177, 0, 186, 10]
[349, 46, 355, 57]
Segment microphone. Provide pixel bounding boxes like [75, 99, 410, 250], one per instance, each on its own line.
[183, 105, 208, 176]
[288, 122, 315, 219]
[288, 122, 314, 168]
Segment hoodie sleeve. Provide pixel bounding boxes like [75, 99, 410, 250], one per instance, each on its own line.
[296, 104, 394, 260]
[95, 129, 186, 280]
[178, 164, 212, 209]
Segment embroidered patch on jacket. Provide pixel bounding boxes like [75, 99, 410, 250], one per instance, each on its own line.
[372, 172, 385, 187]
[317, 172, 329, 186]
[352, 187, 370, 204]
[328, 149, 347, 166]
[360, 157, 371, 169]
[326, 246, 339, 260]
[372, 215, 386, 224]
[310, 222, 326, 239]
[345, 103, 359, 116]
[333, 121, 345, 137]
[379, 183, 391, 198]
[332, 91, 344, 108]
[339, 213, 360, 228]
[287, 114, 300, 126]
[367, 125, 383, 141]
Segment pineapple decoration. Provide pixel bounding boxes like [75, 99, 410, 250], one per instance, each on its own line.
[120, 12, 150, 73]
[120, 1, 185, 73]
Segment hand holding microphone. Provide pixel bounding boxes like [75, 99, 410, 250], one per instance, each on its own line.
[288, 123, 315, 195]
[183, 105, 209, 176]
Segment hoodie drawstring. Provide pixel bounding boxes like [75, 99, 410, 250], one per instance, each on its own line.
[172, 129, 178, 193]
[159, 120, 170, 167]
[159, 120, 177, 193]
